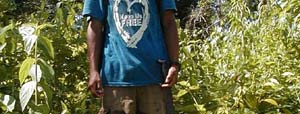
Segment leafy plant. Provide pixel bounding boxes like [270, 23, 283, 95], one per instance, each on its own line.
[175, 0, 300, 113]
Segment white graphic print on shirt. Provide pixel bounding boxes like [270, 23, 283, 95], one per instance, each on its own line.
[113, 0, 150, 48]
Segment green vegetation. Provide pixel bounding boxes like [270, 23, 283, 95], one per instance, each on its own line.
[1, 0, 299, 113]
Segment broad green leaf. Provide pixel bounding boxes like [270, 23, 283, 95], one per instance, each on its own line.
[23, 34, 37, 55]
[182, 47, 192, 58]
[0, 24, 13, 51]
[67, 13, 75, 26]
[38, 59, 54, 83]
[282, 108, 293, 114]
[41, 80, 53, 109]
[56, 8, 64, 23]
[0, 94, 16, 112]
[176, 90, 188, 98]
[80, 95, 87, 110]
[29, 64, 42, 82]
[61, 101, 70, 114]
[38, 37, 54, 58]
[179, 29, 187, 41]
[178, 81, 191, 87]
[19, 58, 35, 84]
[0, 24, 13, 36]
[18, 25, 38, 54]
[243, 94, 257, 110]
[20, 81, 36, 111]
[40, 0, 46, 11]
[37, 23, 55, 31]
[194, 104, 206, 112]
[28, 103, 49, 114]
[6, 34, 17, 53]
[262, 99, 278, 106]
[0, 101, 6, 111]
[0, 35, 4, 44]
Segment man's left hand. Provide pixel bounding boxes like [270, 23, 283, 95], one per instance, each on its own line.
[161, 65, 178, 87]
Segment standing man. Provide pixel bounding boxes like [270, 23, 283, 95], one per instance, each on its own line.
[83, 0, 180, 113]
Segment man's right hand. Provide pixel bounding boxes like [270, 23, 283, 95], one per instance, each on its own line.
[88, 72, 103, 97]
[86, 19, 104, 98]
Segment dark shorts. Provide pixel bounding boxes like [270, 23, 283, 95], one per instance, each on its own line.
[99, 85, 166, 114]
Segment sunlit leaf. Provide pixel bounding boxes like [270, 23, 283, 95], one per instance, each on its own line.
[20, 81, 36, 111]
[178, 81, 191, 87]
[262, 99, 278, 106]
[19, 25, 38, 55]
[0, 102, 6, 111]
[0, 24, 13, 36]
[0, 94, 16, 112]
[29, 64, 42, 82]
[23, 35, 37, 55]
[37, 23, 55, 30]
[56, 8, 64, 24]
[38, 37, 54, 58]
[176, 90, 188, 98]
[39, 59, 55, 83]
[282, 72, 294, 77]
[19, 58, 35, 84]
[18, 25, 35, 36]
[67, 15, 75, 26]
[264, 78, 280, 88]
[269, 78, 279, 85]
[61, 101, 70, 114]
[194, 104, 206, 112]
[0, 43, 6, 52]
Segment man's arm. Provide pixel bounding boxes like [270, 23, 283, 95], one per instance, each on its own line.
[161, 10, 180, 87]
[87, 19, 104, 97]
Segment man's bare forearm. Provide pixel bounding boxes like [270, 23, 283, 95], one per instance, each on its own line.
[87, 19, 104, 73]
[162, 11, 179, 62]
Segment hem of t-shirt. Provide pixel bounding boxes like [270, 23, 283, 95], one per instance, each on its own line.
[162, 8, 177, 12]
[102, 81, 162, 87]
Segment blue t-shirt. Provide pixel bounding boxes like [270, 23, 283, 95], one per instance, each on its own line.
[83, 0, 176, 86]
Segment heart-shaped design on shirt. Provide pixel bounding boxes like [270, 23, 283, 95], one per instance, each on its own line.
[113, 0, 150, 48]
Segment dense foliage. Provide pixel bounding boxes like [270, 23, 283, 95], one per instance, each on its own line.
[0, 0, 299, 113]
[176, 0, 300, 113]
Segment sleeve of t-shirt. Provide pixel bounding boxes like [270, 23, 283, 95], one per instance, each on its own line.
[82, 0, 105, 22]
[161, 0, 177, 11]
